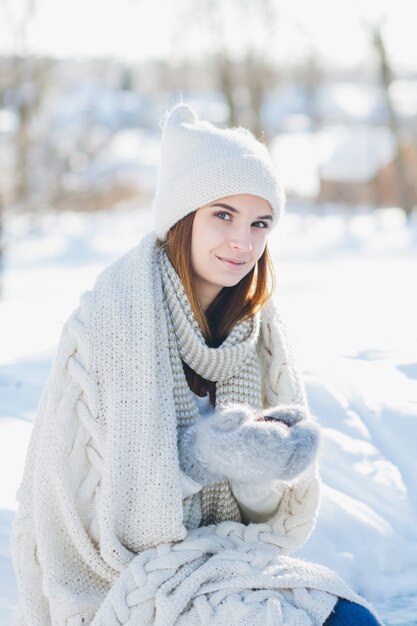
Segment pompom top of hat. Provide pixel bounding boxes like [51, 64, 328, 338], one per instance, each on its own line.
[164, 102, 199, 129]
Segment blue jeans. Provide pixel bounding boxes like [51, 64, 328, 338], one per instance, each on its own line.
[324, 598, 381, 625]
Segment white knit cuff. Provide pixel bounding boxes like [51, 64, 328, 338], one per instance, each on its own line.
[180, 468, 203, 499]
[229, 479, 286, 520]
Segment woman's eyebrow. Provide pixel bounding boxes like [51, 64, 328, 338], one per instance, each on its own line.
[210, 202, 273, 220]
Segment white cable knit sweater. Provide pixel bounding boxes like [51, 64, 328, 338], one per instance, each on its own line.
[10, 230, 383, 625]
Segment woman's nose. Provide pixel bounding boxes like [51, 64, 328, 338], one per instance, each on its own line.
[229, 233, 252, 252]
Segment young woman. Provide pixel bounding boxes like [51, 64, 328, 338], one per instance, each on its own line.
[11, 103, 383, 625]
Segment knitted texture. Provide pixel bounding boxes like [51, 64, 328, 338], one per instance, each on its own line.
[90, 522, 383, 626]
[151, 102, 285, 240]
[12, 230, 323, 625]
[177, 403, 319, 486]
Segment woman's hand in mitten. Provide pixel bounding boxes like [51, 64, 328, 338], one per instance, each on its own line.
[177, 403, 320, 486]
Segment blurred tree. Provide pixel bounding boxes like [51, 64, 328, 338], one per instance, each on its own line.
[0, 192, 3, 298]
[244, 49, 277, 139]
[120, 65, 134, 91]
[0, 0, 34, 296]
[2, 0, 35, 210]
[295, 44, 323, 132]
[0, 0, 56, 297]
[367, 20, 414, 217]
[170, 0, 279, 141]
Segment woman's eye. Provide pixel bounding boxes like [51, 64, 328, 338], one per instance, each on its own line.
[253, 221, 269, 229]
[215, 211, 231, 221]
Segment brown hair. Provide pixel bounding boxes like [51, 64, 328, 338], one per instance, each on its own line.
[157, 210, 276, 405]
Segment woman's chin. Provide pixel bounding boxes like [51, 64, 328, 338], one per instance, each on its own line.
[216, 276, 244, 288]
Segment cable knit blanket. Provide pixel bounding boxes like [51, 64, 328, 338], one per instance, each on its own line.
[11, 230, 383, 626]
[91, 522, 381, 626]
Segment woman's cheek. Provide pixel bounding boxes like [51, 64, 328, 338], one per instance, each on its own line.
[207, 223, 228, 245]
[256, 233, 268, 256]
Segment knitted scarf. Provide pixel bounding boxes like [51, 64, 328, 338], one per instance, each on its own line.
[157, 248, 264, 525]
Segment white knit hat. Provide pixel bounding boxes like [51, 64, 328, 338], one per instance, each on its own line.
[151, 102, 285, 240]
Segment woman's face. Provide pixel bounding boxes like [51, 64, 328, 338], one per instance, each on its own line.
[190, 193, 273, 311]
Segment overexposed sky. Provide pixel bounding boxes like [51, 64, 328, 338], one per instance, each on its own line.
[0, 0, 416, 71]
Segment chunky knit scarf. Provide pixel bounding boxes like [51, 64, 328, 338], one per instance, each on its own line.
[158, 248, 264, 525]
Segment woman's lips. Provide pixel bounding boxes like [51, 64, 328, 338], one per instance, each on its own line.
[216, 256, 247, 270]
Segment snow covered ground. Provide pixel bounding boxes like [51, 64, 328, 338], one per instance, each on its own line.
[1, 201, 416, 625]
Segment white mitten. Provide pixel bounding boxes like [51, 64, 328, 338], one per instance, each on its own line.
[178, 404, 320, 486]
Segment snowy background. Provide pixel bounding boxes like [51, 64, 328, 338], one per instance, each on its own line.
[1, 0, 417, 622]
[1, 201, 416, 625]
